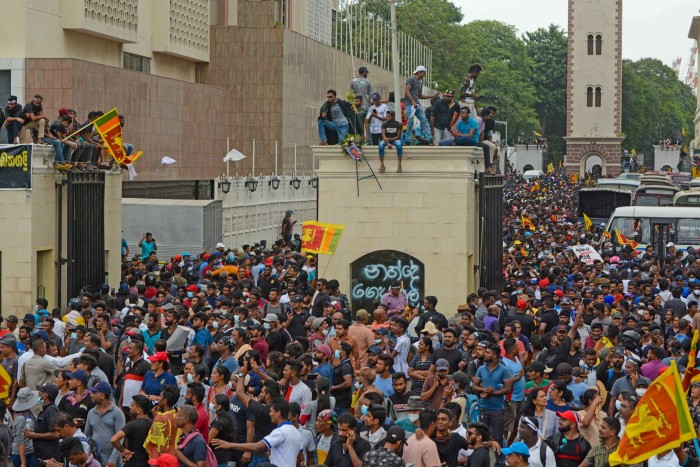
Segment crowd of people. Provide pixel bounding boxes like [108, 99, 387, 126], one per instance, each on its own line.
[318, 64, 499, 174]
[3, 169, 700, 466]
[0, 94, 133, 170]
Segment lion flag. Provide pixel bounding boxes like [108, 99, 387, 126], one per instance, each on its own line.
[609, 361, 695, 465]
[521, 214, 536, 232]
[583, 213, 592, 231]
[0, 364, 10, 400]
[93, 108, 143, 165]
[301, 221, 345, 255]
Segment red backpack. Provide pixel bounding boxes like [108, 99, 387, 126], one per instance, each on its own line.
[178, 431, 218, 467]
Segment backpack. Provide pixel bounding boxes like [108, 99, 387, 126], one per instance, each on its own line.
[457, 393, 480, 425]
[75, 432, 103, 465]
[178, 431, 218, 467]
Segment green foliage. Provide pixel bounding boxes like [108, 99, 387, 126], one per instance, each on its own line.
[621, 58, 696, 152]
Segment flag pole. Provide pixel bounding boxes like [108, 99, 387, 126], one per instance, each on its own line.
[60, 120, 94, 142]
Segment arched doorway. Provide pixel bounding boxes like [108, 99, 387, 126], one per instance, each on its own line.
[661, 165, 672, 172]
[523, 164, 534, 172]
[581, 152, 606, 177]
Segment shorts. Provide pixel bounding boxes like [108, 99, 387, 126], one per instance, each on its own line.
[504, 399, 523, 432]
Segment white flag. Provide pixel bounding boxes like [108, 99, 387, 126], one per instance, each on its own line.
[127, 164, 138, 180]
[161, 156, 177, 165]
[223, 149, 246, 162]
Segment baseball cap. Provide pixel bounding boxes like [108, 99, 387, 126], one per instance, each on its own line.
[371, 92, 381, 100]
[66, 370, 88, 386]
[414, 65, 427, 73]
[359, 66, 369, 73]
[385, 425, 406, 443]
[556, 410, 580, 426]
[502, 441, 530, 457]
[367, 345, 382, 355]
[435, 358, 449, 371]
[148, 454, 179, 467]
[216, 242, 225, 249]
[315, 344, 332, 360]
[88, 381, 113, 397]
[36, 383, 59, 401]
[263, 313, 279, 323]
[148, 351, 170, 363]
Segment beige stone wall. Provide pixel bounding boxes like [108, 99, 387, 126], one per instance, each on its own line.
[313, 146, 484, 316]
[0, 145, 121, 314]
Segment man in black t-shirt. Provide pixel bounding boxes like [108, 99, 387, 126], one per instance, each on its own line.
[430, 92, 460, 143]
[465, 422, 492, 467]
[378, 111, 403, 174]
[19, 94, 48, 144]
[331, 342, 354, 415]
[430, 328, 463, 374]
[27, 384, 61, 462]
[112, 395, 153, 467]
[4, 96, 23, 144]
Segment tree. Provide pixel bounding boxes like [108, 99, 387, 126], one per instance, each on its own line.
[621, 58, 696, 153]
[524, 25, 567, 160]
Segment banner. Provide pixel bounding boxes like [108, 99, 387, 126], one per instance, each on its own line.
[301, 221, 345, 255]
[0, 145, 31, 190]
[609, 361, 695, 465]
[571, 244, 603, 265]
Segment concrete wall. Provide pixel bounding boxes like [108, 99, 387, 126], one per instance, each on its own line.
[313, 146, 483, 315]
[0, 145, 122, 314]
[509, 145, 545, 173]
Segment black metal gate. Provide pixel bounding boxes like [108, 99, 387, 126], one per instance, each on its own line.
[67, 171, 106, 300]
[479, 174, 504, 292]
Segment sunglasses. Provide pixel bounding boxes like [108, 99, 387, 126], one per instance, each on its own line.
[327, 96, 334, 99]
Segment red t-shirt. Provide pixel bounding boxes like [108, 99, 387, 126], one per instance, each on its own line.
[194, 402, 210, 442]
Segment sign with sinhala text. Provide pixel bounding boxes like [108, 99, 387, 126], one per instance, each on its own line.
[0, 145, 32, 190]
[571, 244, 603, 265]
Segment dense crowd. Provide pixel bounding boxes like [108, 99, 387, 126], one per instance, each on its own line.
[3, 172, 700, 466]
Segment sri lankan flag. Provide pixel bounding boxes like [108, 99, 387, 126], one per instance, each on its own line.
[583, 213, 592, 231]
[521, 214, 535, 232]
[93, 108, 143, 165]
[569, 173, 579, 184]
[682, 331, 700, 393]
[547, 162, 554, 173]
[609, 361, 695, 465]
[301, 221, 345, 255]
[615, 227, 628, 246]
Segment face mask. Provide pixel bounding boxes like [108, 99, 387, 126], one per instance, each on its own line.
[227, 382, 233, 390]
[322, 329, 329, 336]
[187, 292, 194, 298]
[126, 337, 132, 345]
[209, 402, 216, 412]
[354, 381, 363, 390]
[615, 399, 622, 411]
[636, 388, 647, 397]
[263, 323, 271, 330]
[375, 339, 382, 344]
[71, 332, 77, 341]
[234, 315, 240, 324]
[361, 405, 369, 416]
[408, 413, 419, 423]
[334, 349, 341, 359]
[187, 374, 194, 383]
[243, 292, 250, 298]
[694, 290, 700, 296]
[34, 305, 39, 312]
[212, 321, 219, 330]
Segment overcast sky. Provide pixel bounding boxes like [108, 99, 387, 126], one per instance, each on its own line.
[454, 0, 698, 75]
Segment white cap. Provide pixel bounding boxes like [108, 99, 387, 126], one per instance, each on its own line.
[216, 242, 225, 249]
[414, 65, 427, 74]
[666, 242, 675, 248]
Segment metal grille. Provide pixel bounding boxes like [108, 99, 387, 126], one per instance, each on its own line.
[67, 171, 106, 300]
[479, 174, 504, 292]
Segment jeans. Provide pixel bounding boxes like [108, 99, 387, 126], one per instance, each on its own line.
[439, 136, 478, 147]
[6, 120, 21, 144]
[334, 405, 350, 417]
[433, 128, 452, 143]
[405, 105, 432, 144]
[12, 452, 36, 467]
[478, 141, 491, 166]
[124, 142, 133, 156]
[248, 454, 270, 467]
[378, 140, 403, 159]
[42, 138, 65, 163]
[317, 119, 349, 144]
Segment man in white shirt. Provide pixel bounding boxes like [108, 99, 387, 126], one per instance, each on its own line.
[365, 93, 388, 145]
[283, 359, 312, 407]
[391, 318, 410, 375]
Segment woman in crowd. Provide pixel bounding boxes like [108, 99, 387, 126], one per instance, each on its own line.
[520, 387, 557, 440]
[546, 380, 574, 413]
[408, 336, 433, 395]
[209, 394, 236, 467]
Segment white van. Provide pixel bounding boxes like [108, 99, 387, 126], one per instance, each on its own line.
[523, 170, 545, 180]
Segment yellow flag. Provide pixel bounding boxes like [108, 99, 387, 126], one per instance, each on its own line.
[682, 127, 686, 137]
[0, 364, 9, 401]
[583, 213, 592, 231]
[609, 362, 695, 465]
[547, 163, 554, 173]
[631, 148, 636, 155]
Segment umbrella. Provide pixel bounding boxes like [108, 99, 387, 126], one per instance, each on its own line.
[223, 149, 246, 162]
[161, 156, 177, 165]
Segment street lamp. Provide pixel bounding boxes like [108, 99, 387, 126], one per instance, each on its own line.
[269, 177, 280, 190]
[290, 178, 301, 190]
[309, 177, 318, 189]
[495, 120, 508, 147]
[219, 176, 231, 194]
[245, 179, 258, 193]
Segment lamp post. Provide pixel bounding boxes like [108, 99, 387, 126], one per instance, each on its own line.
[495, 120, 508, 147]
[390, 0, 401, 112]
[219, 175, 231, 195]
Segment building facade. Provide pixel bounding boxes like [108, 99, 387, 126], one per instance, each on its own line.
[690, 17, 700, 155]
[564, 0, 624, 176]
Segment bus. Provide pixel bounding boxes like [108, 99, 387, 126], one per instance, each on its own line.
[638, 174, 673, 187]
[633, 184, 679, 206]
[595, 178, 640, 192]
[602, 206, 700, 253]
[673, 190, 700, 207]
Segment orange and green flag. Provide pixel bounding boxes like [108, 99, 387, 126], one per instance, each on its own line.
[682, 331, 700, 393]
[92, 108, 143, 165]
[547, 162, 554, 173]
[609, 361, 695, 465]
[521, 214, 535, 232]
[583, 213, 592, 231]
[301, 221, 345, 255]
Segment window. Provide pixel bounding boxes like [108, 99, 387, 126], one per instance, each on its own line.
[596, 35, 602, 55]
[587, 34, 594, 55]
[595, 87, 602, 107]
[586, 87, 593, 107]
[123, 52, 151, 73]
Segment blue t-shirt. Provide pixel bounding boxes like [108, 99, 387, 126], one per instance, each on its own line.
[140, 240, 155, 260]
[312, 362, 334, 384]
[193, 328, 213, 348]
[181, 432, 208, 464]
[373, 375, 395, 397]
[141, 370, 178, 396]
[502, 357, 525, 402]
[455, 117, 480, 144]
[475, 362, 512, 410]
[214, 356, 240, 376]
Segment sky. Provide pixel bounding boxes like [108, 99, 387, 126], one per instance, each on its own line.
[454, 0, 698, 74]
